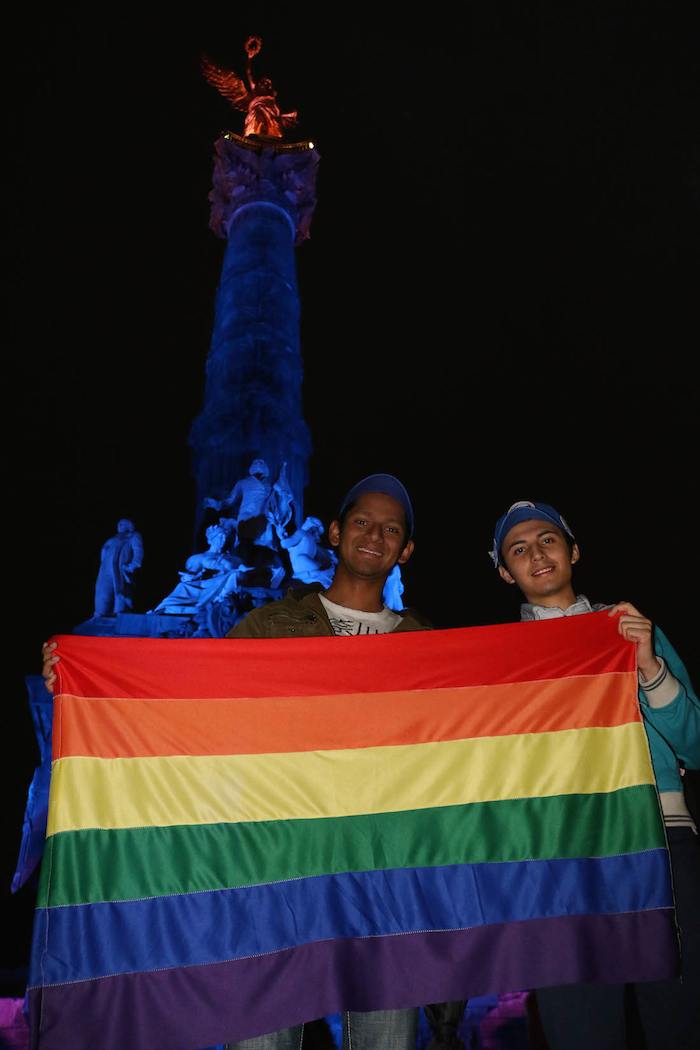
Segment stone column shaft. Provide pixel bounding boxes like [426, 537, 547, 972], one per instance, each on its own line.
[190, 134, 320, 534]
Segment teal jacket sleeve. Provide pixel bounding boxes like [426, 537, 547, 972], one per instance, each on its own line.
[638, 626, 700, 772]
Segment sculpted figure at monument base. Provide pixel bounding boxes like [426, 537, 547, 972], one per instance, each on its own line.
[94, 519, 144, 617]
[277, 516, 337, 589]
[154, 524, 248, 616]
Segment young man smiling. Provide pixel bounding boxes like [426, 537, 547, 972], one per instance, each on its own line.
[226, 473, 422, 640]
[495, 505, 581, 612]
[490, 499, 700, 1050]
[224, 474, 464, 1050]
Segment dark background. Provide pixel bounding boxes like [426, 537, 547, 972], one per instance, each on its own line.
[4, 3, 698, 988]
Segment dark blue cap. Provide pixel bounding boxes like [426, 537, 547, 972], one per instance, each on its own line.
[339, 474, 414, 537]
[490, 500, 574, 567]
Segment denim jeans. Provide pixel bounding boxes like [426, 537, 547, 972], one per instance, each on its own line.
[536, 828, 700, 1050]
[227, 1007, 419, 1050]
[225, 1024, 303, 1050]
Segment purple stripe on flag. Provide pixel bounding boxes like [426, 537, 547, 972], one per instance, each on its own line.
[29, 910, 678, 1050]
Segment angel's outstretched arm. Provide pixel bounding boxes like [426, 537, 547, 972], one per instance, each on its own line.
[244, 35, 262, 92]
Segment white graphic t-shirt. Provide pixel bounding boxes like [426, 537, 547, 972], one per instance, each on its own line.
[319, 594, 401, 636]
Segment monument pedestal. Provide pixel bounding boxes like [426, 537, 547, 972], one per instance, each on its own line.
[115, 613, 193, 637]
[71, 616, 118, 637]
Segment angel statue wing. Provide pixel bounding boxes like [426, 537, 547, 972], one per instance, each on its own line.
[201, 54, 251, 112]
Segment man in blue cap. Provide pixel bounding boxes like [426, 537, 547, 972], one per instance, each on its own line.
[490, 499, 700, 1050]
[226, 473, 422, 641]
[225, 475, 466, 1050]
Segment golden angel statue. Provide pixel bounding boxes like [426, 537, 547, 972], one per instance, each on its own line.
[201, 36, 298, 139]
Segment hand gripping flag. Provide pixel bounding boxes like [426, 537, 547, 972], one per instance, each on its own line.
[29, 612, 678, 1049]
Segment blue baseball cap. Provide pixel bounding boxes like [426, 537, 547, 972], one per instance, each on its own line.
[490, 500, 575, 567]
[339, 474, 414, 537]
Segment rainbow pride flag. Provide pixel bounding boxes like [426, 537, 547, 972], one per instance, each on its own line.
[28, 612, 678, 1049]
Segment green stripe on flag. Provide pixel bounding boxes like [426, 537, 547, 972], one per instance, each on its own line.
[38, 785, 664, 908]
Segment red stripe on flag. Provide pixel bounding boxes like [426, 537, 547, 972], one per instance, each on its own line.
[50, 612, 634, 702]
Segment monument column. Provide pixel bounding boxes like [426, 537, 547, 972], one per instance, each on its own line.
[190, 133, 320, 534]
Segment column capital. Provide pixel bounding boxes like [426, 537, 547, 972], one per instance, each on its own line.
[209, 133, 320, 245]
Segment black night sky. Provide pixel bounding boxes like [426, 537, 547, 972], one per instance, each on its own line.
[4, 4, 699, 985]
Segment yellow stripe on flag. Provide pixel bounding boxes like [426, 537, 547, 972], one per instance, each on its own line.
[47, 723, 654, 834]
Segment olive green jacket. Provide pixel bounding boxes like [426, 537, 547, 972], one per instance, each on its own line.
[226, 586, 431, 638]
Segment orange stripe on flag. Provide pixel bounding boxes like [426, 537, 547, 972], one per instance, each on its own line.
[54, 672, 639, 759]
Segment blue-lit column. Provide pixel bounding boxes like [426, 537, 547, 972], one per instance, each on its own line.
[190, 133, 320, 534]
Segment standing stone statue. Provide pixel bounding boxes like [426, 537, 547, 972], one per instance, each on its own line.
[204, 460, 295, 591]
[204, 458, 273, 545]
[94, 519, 144, 617]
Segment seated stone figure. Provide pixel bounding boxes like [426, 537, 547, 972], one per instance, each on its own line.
[154, 524, 248, 615]
[276, 516, 337, 588]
